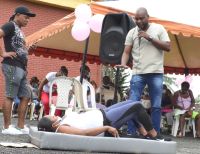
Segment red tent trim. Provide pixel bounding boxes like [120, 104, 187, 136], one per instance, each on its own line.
[164, 67, 200, 75]
[29, 47, 101, 64]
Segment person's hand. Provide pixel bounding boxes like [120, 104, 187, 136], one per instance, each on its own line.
[115, 64, 129, 69]
[107, 126, 119, 138]
[2, 52, 17, 59]
[138, 31, 151, 41]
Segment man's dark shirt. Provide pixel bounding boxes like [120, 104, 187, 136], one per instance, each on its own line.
[1, 21, 28, 70]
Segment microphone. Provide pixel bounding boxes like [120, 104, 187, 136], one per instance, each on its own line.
[138, 28, 142, 47]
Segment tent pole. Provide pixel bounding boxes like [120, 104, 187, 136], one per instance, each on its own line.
[80, 37, 90, 84]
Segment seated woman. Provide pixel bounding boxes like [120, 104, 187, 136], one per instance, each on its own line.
[173, 81, 195, 137]
[38, 101, 160, 140]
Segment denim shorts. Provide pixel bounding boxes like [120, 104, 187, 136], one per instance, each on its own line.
[2, 63, 31, 99]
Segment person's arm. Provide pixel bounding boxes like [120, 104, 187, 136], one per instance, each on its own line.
[116, 45, 132, 69]
[168, 93, 173, 108]
[188, 89, 195, 110]
[38, 78, 48, 100]
[57, 125, 119, 137]
[116, 29, 133, 69]
[121, 45, 132, 67]
[138, 31, 170, 51]
[0, 27, 17, 58]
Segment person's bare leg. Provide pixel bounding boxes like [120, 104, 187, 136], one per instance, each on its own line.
[138, 126, 148, 136]
[179, 115, 185, 137]
[196, 115, 200, 137]
[17, 97, 29, 128]
[3, 97, 13, 129]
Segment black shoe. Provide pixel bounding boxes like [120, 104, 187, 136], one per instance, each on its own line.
[148, 134, 172, 141]
[156, 133, 164, 139]
[120, 133, 147, 139]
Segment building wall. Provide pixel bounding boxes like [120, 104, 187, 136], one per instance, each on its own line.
[0, 0, 101, 108]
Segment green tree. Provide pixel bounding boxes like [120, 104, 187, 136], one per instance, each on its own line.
[102, 65, 130, 101]
[163, 75, 178, 93]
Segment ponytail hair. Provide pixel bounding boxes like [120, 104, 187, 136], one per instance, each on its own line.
[9, 14, 16, 21]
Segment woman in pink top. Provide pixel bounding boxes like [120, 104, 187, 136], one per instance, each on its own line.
[173, 81, 195, 137]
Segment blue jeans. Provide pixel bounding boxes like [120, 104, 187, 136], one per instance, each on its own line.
[128, 73, 163, 132]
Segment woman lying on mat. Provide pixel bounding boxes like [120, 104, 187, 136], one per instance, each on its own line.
[38, 100, 159, 139]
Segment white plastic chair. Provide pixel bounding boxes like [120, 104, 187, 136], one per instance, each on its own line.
[49, 76, 86, 116]
[75, 77, 96, 110]
[171, 109, 196, 138]
[49, 76, 75, 116]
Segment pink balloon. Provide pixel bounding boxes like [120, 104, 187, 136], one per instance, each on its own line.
[75, 4, 92, 23]
[71, 22, 90, 41]
[89, 14, 105, 33]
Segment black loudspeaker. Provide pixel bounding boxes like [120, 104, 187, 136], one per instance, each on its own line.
[99, 13, 136, 64]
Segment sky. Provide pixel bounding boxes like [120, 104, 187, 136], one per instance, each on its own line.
[99, 0, 200, 27]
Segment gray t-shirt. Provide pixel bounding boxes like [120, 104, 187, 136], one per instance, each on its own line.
[1, 21, 28, 70]
[125, 23, 170, 74]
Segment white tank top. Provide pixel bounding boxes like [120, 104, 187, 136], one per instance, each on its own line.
[59, 110, 104, 130]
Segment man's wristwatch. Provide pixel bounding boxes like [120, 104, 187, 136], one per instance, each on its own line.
[148, 35, 153, 42]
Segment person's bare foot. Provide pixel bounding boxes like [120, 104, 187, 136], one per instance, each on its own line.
[196, 133, 200, 138]
[177, 132, 183, 138]
[147, 129, 157, 138]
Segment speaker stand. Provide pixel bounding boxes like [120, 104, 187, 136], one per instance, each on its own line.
[113, 67, 120, 103]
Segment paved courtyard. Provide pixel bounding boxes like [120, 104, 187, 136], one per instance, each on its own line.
[0, 113, 200, 154]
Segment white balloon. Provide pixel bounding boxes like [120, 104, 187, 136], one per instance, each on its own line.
[89, 14, 105, 33]
[75, 4, 92, 23]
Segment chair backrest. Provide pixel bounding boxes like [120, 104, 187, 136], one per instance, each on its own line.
[72, 78, 85, 110]
[82, 80, 96, 109]
[75, 76, 96, 110]
[49, 77, 74, 114]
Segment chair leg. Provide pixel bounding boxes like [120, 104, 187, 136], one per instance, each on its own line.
[192, 119, 196, 138]
[172, 116, 180, 136]
[25, 103, 31, 119]
[30, 103, 35, 121]
[38, 104, 44, 120]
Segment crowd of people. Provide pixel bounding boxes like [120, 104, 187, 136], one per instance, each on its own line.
[0, 5, 199, 142]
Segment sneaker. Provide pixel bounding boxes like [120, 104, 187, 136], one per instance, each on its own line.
[16, 125, 29, 134]
[2, 125, 23, 135]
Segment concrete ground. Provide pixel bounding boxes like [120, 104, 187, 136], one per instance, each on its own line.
[0, 113, 200, 154]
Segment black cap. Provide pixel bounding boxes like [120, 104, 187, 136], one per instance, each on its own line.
[15, 6, 36, 17]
